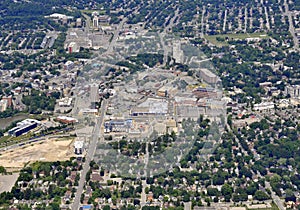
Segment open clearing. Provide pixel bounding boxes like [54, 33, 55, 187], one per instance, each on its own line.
[205, 32, 269, 46]
[0, 138, 75, 171]
[0, 173, 19, 193]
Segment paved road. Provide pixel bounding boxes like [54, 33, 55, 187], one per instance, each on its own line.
[265, 181, 286, 210]
[105, 17, 127, 55]
[72, 15, 130, 208]
[264, 6, 270, 30]
[284, 0, 299, 50]
[160, 8, 179, 66]
[223, 9, 228, 32]
[141, 179, 148, 207]
[72, 100, 107, 210]
[82, 13, 90, 35]
[140, 142, 149, 207]
[200, 6, 206, 38]
[225, 122, 250, 182]
[244, 8, 247, 32]
[228, 122, 285, 210]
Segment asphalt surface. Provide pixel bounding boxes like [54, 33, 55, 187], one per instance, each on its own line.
[284, 0, 299, 50]
[72, 13, 127, 208]
[265, 181, 285, 210]
[72, 100, 107, 210]
[227, 123, 285, 210]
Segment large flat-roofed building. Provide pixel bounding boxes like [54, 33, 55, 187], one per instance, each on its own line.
[131, 98, 168, 116]
[98, 15, 111, 24]
[197, 68, 219, 84]
[253, 102, 275, 111]
[193, 87, 219, 99]
[285, 85, 300, 98]
[76, 18, 82, 27]
[104, 119, 133, 133]
[8, 119, 40, 137]
[80, 108, 98, 115]
[2, 95, 13, 107]
[58, 97, 72, 107]
[56, 116, 78, 124]
[93, 16, 99, 28]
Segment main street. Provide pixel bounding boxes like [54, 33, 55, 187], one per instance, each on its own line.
[160, 8, 179, 66]
[72, 10, 127, 209]
[72, 99, 107, 210]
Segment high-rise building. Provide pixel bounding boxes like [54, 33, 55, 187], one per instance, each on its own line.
[93, 16, 99, 28]
[68, 42, 78, 53]
[197, 68, 219, 84]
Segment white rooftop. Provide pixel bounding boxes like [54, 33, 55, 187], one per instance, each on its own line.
[74, 140, 84, 149]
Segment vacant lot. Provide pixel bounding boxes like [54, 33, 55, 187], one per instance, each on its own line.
[0, 138, 75, 171]
[0, 173, 19, 193]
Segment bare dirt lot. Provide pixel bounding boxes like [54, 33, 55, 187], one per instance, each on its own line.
[0, 173, 19, 193]
[0, 138, 75, 171]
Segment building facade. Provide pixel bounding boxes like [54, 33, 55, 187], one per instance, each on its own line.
[285, 85, 300, 98]
[8, 119, 40, 137]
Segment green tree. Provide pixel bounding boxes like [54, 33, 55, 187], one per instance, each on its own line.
[221, 183, 233, 202]
[103, 205, 110, 210]
[254, 190, 270, 201]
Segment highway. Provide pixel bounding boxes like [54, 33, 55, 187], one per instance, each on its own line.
[72, 99, 107, 210]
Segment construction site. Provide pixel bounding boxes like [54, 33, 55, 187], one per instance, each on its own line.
[0, 138, 75, 171]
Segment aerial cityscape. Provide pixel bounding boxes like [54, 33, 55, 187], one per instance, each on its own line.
[0, 0, 299, 210]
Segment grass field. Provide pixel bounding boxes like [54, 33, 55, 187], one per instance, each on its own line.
[205, 32, 269, 46]
[81, 9, 106, 15]
[246, 202, 280, 210]
[0, 131, 36, 148]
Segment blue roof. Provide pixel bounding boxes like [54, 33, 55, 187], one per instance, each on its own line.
[82, 205, 92, 209]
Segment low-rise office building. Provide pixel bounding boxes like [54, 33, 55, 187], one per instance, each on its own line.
[8, 119, 40, 137]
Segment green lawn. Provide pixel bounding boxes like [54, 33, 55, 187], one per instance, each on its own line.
[0, 136, 10, 145]
[205, 32, 269, 46]
[81, 9, 106, 15]
[0, 132, 34, 148]
[247, 202, 280, 210]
